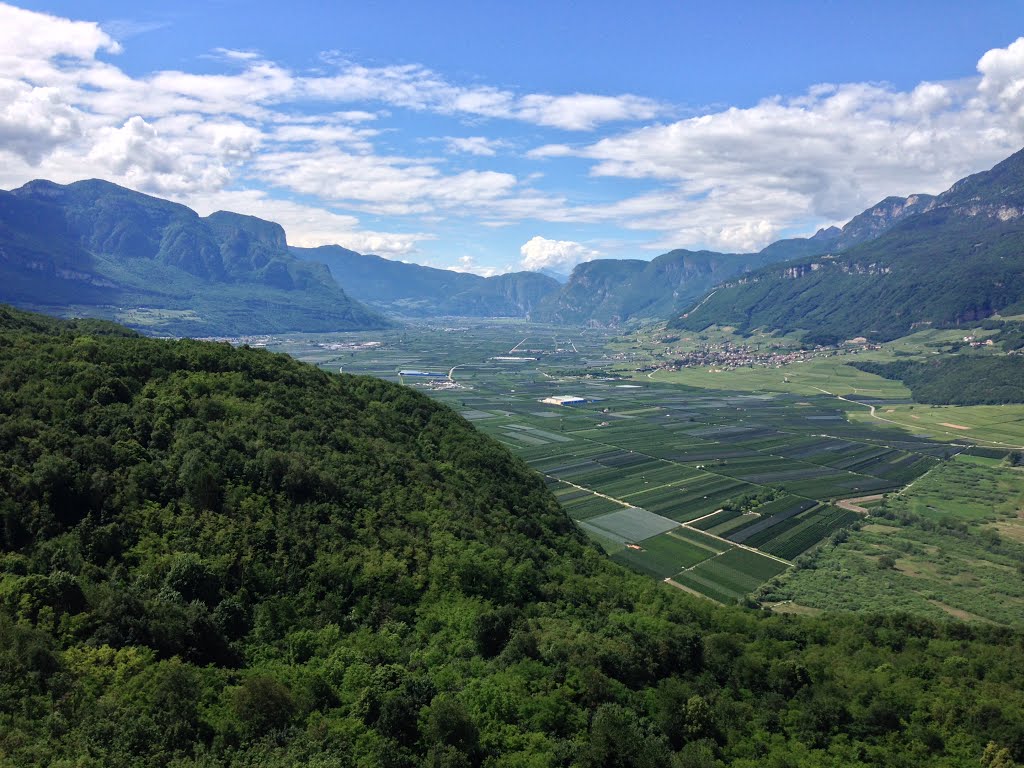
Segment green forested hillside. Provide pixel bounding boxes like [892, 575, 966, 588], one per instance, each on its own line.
[672, 149, 1024, 343]
[533, 250, 778, 325]
[850, 356, 1024, 405]
[292, 245, 561, 318]
[2, 306, 1024, 767]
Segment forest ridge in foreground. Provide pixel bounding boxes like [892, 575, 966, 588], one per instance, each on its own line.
[0, 306, 1022, 768]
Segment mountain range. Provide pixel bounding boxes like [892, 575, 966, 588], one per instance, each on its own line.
[0, 180, 388, 335]
[291, 244, 561, 318]
[3, 146, 1024, 336]
[673, 148, 1024, 343]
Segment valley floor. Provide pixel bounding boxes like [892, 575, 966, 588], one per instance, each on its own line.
[248, 320, 1024, 622]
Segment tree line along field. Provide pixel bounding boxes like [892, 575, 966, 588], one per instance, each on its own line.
[260, 321, 1019, 610]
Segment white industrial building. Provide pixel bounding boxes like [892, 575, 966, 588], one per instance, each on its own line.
[540, 395, 587, 406]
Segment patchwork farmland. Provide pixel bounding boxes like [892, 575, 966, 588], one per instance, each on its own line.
[256, 321, 968, 605]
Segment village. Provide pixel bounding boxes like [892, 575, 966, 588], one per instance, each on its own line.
[649, 338, 880, 373]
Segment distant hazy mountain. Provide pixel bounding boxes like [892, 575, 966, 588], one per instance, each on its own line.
[292, 245, 561, 318]
[673, 147, 1024, 343]
[0, 179, 388, 335]
[295, 244, 792, 325]
[537, 267, 570, 283]
[9, 148, 1016, 337]
[532, 246, 832, 325]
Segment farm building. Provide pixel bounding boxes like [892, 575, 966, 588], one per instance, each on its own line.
[541, 395, 587, 406]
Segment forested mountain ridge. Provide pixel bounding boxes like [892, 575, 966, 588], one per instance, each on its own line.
[2, 305, 1024, 767]
[532, 246, 838, 324]
[292, 244, 561, 318]
[0, 179, 388, 335]
[0, 168, 963, 332]
[530, 191, 951, 326]
[295, 193, 945, 326]
[673, 148, 1024, 343]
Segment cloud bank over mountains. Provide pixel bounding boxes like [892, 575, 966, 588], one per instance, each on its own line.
[1, 2, 1024, 269]
[519, 236, 599, 272]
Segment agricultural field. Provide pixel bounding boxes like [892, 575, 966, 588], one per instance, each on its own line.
[845, 402, 1024, 449]
[763, 455, 1024, 624]
[246, 320, 1022, 610]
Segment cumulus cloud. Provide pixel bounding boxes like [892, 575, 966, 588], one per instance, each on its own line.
[0, 80, 82, 163]
[0, 2, 120, 65]
[437, 255, 504, 277]
[977, 36, 1024, 112]
[537, 44, 1024, 250]
[445, 136, 507, 156]
[186, 188, 429, 255]
[517, 93, 663, 131]
[85, 116, 256, 195]
[519, 236, 599, 272]
[249, 145, 537, 216]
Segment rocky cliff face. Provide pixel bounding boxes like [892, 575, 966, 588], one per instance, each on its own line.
[0, 179, 388, 334]
[833, 194, 937, 249]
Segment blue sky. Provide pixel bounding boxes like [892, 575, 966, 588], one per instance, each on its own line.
[3, 1, 1024, 275]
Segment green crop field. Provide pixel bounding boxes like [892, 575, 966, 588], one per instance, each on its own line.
[691, 508, 742, 531]
[749, 506, 860, 560]
[674, 547, 790, 604]
[846, 402, 1024, 449]
[611, 531, 716, 578]
[669, 527, 731, 553]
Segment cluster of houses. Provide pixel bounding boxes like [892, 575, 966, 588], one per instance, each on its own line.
[662, 340, 879, 372]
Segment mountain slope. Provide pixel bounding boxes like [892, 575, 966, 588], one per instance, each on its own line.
[534, 194, 943, 327]
[673, 148, 1024, 342]
[3, 306, 1024, 767]
[292, 244, 561, 317]
[535, 248, 814, 325]
[0, 180, 388, 335]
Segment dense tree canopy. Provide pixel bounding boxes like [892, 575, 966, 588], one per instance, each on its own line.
[1, 306, 1023, 767]
[850, 356, 1024, 405]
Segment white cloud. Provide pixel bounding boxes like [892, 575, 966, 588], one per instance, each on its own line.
[185, 188, 430, 255]
[249, 145, 533, 216]
[440, 255, 503, 277]
[526, 143, 574, 159]
[977, 36, 1024, 112]
[84, 115, 251, 195]
[271, 123, 377, 149]
[0, 2, 120, 64]
[535, 40, 1024, 250]
[445, 136, 506, 156]
[519, 235, 599, 272]
[517, 93, 663, 131]
[0, 80, 82, 163]
[301, 61, 666, 130]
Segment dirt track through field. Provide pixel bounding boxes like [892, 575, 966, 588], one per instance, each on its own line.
[835, 494, 884, 514]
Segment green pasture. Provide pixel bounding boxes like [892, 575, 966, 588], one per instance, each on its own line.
[846, 402, 1024, 449]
